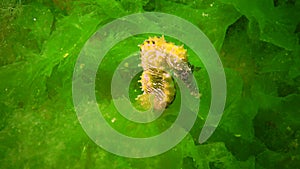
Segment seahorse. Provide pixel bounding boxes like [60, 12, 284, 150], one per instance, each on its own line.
[136, 36, 198, 110]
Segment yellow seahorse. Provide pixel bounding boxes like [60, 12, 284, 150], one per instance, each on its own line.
[136, 36, 197, 110]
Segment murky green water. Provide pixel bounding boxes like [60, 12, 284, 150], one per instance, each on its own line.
[1, 0, 300, 168]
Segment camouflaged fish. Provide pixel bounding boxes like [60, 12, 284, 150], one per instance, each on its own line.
[136, 36, 199, 110]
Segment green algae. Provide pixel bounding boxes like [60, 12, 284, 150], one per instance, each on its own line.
[0, 0, 299, 168]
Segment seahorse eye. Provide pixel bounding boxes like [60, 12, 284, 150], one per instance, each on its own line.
[188, 62, 194, 72]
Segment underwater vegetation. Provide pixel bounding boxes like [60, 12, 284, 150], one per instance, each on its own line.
[0, 0, 300, 168]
